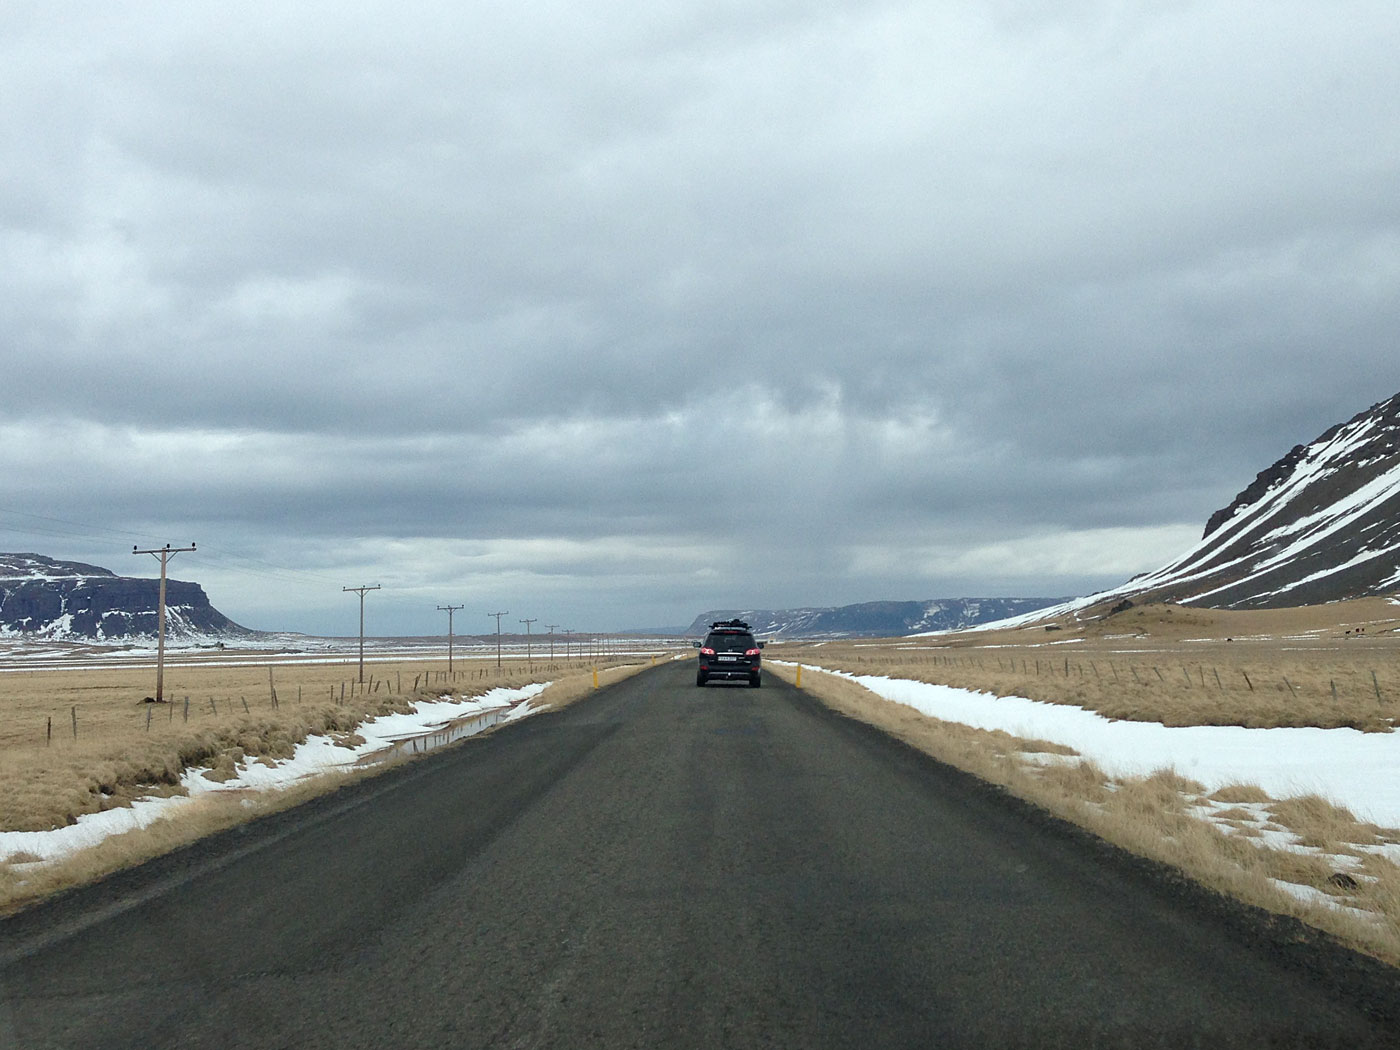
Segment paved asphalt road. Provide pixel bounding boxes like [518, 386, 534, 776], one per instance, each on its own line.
[3, 662, 1398, 1048]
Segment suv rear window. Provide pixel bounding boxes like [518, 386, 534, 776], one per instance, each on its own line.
[706, 632, 755, 651]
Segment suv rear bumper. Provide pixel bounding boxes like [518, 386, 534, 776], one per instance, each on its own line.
[699, 663, 758, 681]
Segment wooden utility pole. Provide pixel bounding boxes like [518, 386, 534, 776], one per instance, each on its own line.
[546, 624, 559, 663]
[133, 543, 196, 703]
[488, 611, 509, 671]
[344, 585, 380, 683]
[438, 604, 463, 674]
[519, 617, 537, 672]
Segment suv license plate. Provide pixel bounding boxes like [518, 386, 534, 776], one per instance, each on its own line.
[718, 655, 737, 662]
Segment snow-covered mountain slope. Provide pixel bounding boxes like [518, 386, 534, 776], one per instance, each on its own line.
[687, 598, 1069, 638]
[1123, 391, 1400, 609]
[1009, 392, 1400, 626]
[0, 553, 252, 642]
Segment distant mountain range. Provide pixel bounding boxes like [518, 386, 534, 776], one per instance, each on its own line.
[0, 553, 251, 642]
[686, 598, 1070, 639]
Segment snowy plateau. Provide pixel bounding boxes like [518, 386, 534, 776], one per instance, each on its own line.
[0, 553, 250, 643]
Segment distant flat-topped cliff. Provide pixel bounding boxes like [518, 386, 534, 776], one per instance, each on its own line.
[0, 553, 251, 641]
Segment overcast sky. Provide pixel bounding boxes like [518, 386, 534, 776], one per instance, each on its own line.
[2, 0, 1398, 636]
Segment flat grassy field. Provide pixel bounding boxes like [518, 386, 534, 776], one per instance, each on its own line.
[0, 651, 637, 834]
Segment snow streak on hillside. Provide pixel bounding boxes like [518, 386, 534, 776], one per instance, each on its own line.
[958, 392, 1400, 629]
[1130, 393, 1400, 608]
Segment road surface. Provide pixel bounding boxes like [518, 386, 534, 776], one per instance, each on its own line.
[3, 662, 1397, 1048]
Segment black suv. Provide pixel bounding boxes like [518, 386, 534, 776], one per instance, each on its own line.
[694, 619, 764, 687]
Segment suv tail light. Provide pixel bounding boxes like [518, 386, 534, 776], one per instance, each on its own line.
[700, 647, 716, 656]
[745, 648, 760, 657]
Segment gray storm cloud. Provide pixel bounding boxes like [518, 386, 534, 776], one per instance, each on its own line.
[1, 0, 1397, 633]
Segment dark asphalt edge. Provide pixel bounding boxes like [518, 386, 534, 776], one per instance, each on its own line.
[0, 679, 632, 967]
[779, 680, 1400, 1031]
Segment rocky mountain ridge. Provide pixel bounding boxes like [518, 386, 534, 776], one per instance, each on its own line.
[1007, 391, 1400, 627]
[0, 553, 251, 641]
[1124, 391, 1400, 609]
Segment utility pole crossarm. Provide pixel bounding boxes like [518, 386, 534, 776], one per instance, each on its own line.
[488, 611, 508, 671]
[520, 618, 537, 673]
[344, 585, 380, 683]
[438, 603, 464, 675]
[133, 543, 197, 704]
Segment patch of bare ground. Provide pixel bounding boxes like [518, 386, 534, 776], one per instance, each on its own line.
[768, 660, 1400, 965]
[0, 655, 654, 912]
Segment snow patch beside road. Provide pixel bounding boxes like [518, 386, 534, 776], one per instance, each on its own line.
[785, 663, 1400, 827]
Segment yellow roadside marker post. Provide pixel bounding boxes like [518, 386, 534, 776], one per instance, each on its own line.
[796, 664, 803, 688]
[593, 667, 599, 689]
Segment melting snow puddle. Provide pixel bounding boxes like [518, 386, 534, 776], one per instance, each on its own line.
[361, 706, 521, 764]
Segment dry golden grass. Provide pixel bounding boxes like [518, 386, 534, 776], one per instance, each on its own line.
[770, 598, 1400, 731]
[0, 653, 644, 834]
[1210, 784, 1273, 804]
[0, 656, 654, 913]
[768, 660, 1400, 965]
[1268, 794, 1388, 851]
